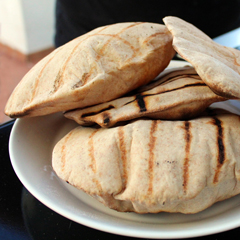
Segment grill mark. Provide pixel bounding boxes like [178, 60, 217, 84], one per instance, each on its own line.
[71, 72, 91, 89]
[81, 105, 115, 118]
[92, 178, 102, 194]
[103, 113, 111, 125]
[51, 40, 85, 93]
[30, 48, 61, 102]
[97, 25, 111, 33]
[135, 68, 198, 93]
[145, 82, 206, 97]
[50, 22, 163, 94]
[136, 94, 147, 112]
[124, 82, 206, 110]
[88, 129, 103, 193]
[122, 22, 144, 32]
[51, 27, 106, 94]
[88, 129, 99, 173]
[96, 34, 136, 57]
[52, 51, 75, 93]
[147, 121, 158, 195]
[234, 57, 240, 68]
[143, 31, 166, 44]
[183, 121, 192, 193]
[118, 127, 128, 191]
[81, 72, 91, 86]
[95, 23, 144, 61]
[51, 22, 155, 94]
[212, 117, 225, 183]
[61, 131, 74, 172]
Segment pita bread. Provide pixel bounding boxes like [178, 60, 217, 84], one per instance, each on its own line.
[5, 22, 175, 118]
[163, 16, 240, 99]
[64, 67, 226, 127]
[52, 109, 240, 214]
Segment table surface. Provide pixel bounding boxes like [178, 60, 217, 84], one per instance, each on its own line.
[2, 120, 240, 240]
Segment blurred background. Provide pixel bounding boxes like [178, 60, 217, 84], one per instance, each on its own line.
[0, 0, 240, 124]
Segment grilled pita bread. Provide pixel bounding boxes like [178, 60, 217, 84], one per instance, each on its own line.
[64, 67, 226, 127]
[52, 108, 240, 214]
[5, 22, 175, 118]
[163, 16, 240, 99]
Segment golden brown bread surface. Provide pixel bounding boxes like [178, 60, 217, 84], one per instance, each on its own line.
[64, 66, 227, 127]
[163, 16, 240, 99]
[5, 22, 175, 118]
[52, 109, 240, 214]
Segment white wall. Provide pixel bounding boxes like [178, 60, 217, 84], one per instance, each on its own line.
[0, 0, 56, 54]
[0, 0, 27, 53]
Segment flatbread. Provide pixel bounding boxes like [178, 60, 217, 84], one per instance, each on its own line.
[52, 109, 240, 214]
[5, 22, 175, 118]
[163, 16, 240, 99]
[64, 67, 226, 127]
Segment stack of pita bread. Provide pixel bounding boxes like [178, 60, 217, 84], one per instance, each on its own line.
[5, 17, 240, 214]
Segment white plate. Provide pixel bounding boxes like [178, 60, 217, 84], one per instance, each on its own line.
[9, 61, 240, 239]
